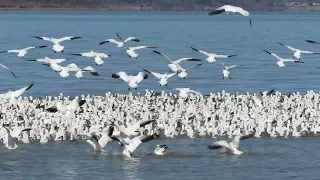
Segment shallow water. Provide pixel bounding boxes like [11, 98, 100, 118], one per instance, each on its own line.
[1, 138, 320, 180]
[0, 11, 319, 97]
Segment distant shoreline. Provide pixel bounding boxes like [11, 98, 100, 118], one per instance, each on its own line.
[0, 6, 319, 12]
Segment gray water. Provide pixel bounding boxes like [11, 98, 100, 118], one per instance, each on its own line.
[0, 11, 319, 97]
[1, 11, 320, 179]
[1, 137, 320, 180]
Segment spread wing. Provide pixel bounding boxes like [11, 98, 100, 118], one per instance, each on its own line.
[112, 72, 130, 82]
[135, 72, 148, 83]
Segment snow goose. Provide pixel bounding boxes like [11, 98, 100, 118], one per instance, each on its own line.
[208, 5, 252, 28]
[70, 51, 111, 66]
[31, 35, 81, 53]
[208, 134, 253, 155]
[143, 69, 175, 86]
[278, 42, 320, 60]
[153, 50, 201, 72]
[112, 71, 148, 90]
[191, 47, 238, 63]
[122, 134, 160, 158]
[0, 45, 47, 57]
[99, 33, 140, 47]
[154, 144, 168, 156]
[220, 62, 236, 80]
[263, 50, 303, 68]
[126, 46, 157, 59]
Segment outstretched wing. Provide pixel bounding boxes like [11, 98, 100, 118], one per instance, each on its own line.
[99, 39, 122, 46]
[124, 37, 140, 43]
[135, 72, 148, 83]
[0, 64, 16, 77]
[191, 47, 211, 57]
[278, 42, 297, 52]
[131, 46, 157, 51]
[112, 72, 130, 82]
[143, 69, 163, 79]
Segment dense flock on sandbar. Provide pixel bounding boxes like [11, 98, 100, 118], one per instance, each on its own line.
[0, 5, 320, 157]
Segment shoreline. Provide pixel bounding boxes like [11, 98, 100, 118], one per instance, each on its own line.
[0, 6, 319, 12]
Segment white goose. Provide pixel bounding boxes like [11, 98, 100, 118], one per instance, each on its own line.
[0, 45, 47, 57]
[175, 88, 201, 98]
[208, 134, 253, 155]
[70, 51, 111, 66]
[86, 125, 123, 152]
[0, 84, 33, 100]
[112, 71, 148, 90]
[153, 50, 202, 73]
[126, 46, 157, 59]
[263, 50, 303, 68]
[278, 42, 320, 60]
[31, 35, 81, 53]
[175, 63, 202, 79]
[58, 63, 99, 78]
[191, 47, 238, 63]
[46, 98, 86, 113]
[26, 57, 72, 64]
[143, 69, 176, 86]
[154, 144, 168, 156]
[220, 62, 237, 80]
[2, 127, 31, 149]
[208, 5, 252, 28]
[120, 120, 155, 138]
[122, 134, 159, 158]
[99, 33, 140, 47]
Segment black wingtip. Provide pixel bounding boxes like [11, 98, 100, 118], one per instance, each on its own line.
[26, 83, 34, 90]
[153, 50, 161, 55]
[132, 39, 140, 42]
[71, 37, 81, 40]
[228, 54, 238, 58]
[249, 16, 252, 29]
[37, 45, 47, 48]
[11, 71, 17, 78]
[78, 99, 86, 106]
[91, 72, 100, 76]
[70, 53, 82, 56]
[112, 74, 120, 78]
[99, 41, 107, 45]
[190, 47, 199, 52]
[263, 50, 271, 54]
[208, 9, 225, 16]
[143, 69, 151, 74]
[306, 40, 320, 44]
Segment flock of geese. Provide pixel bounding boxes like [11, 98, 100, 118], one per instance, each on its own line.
[0, 4, 319, 158]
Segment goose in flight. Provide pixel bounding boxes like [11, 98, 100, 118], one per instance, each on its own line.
[278, 42, 320, 60]
[31, 35, 81, 53]
[126, 46, 157, 59]
[175, 63, 202, 79]
[153, 50, 202, 73]
[70, 51, 111, 66]
[143, 69, 176, 86]
[120, 120, 155, 137]
[2, 127, 31, 149]
[175, 88, 202, 98]
[154, 144, 168, 156]
[0, 45, 47, 57]
[112, 71, 148, 90]
[208, 134, 253, 155]
[99, 33, 140, 47]
[46, 98, 86, 113]
[122, 133, 160, 158]
[26, 57, 73, 65]
[86, 125, 124, 152]
[208, 5, 252, 28]
[263, 50, 303, 68]
[0, 83, 33, 100]
[0, 64, 16, 77]
[220, 62, 236, 80]
[191, 47, 238, 63]
[58, 63, 99, 78]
